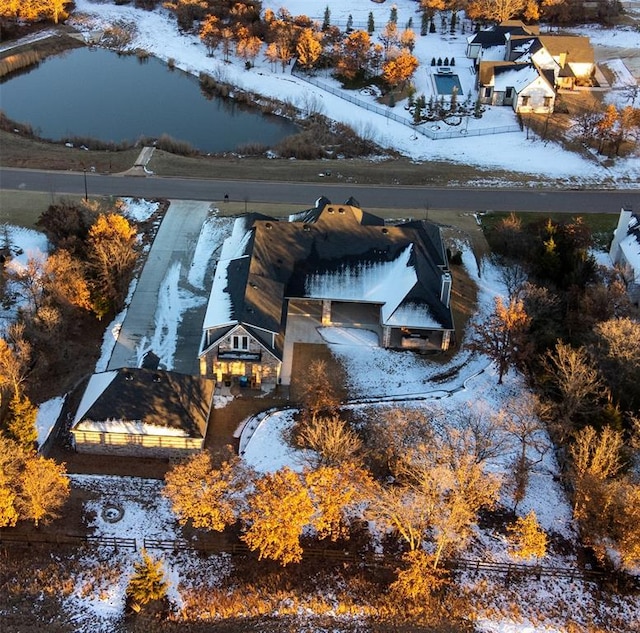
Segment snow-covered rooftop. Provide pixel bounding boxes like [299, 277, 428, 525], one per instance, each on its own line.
[304, 244, 420, 324]
[493, 65, 543, 92]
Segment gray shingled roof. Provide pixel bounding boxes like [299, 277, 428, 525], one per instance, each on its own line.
[73, 368, 214, 438]
[203, 199, 455, 358]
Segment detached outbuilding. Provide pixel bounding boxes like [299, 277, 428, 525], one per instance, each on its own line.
[71, 368, 214, 457]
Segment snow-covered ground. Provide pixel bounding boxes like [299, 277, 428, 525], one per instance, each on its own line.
[52, 237, 640, 632]
[68, 0, 640, 186]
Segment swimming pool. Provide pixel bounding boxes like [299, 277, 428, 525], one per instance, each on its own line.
[434, 73, 463, 96]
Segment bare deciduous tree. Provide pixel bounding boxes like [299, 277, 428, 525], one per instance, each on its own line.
[297, 413, 363, 468]
[471, 296, 530, 384]
[496, 394, 549, 510]
[542, 341, 604, 430]
[299, 360, 340, 425]
[570, 425, 623, 521]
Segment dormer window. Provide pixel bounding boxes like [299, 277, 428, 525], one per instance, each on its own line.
[232, 335, 249, 350]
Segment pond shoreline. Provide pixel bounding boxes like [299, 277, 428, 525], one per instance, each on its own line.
[0, 27, 308, 157]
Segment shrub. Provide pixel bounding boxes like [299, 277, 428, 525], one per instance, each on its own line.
[153, 134, 197, 156]
[235, 142, 268, 156]
[126, 550, 169, 614]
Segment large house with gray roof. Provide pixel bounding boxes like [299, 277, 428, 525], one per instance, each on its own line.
[469, 20, 596, 113]
[199, 198, 455, 388]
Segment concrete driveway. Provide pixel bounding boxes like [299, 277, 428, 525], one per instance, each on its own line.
[107, 200, 216, 373]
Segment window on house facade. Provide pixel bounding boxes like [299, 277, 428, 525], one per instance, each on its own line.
[505, 87, 513, 99]
[521, 95, 529, 106]
[231, 335, 249, 350]
[484, 87, 491, 98]
[544, 96, 552, 108]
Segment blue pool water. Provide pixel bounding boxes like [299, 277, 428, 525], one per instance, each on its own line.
[434, 73, 463, 96]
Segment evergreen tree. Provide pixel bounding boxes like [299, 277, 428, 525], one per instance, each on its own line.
[450, 11, 457, 33]
[322, 6, 330, 31]
[421, 12, 429, 36]
[474, 97, 483, 118]
[390, 5, 398, 24]
[406, 17, 413, 30]
[126, 550, 169, 612]
[430, 19, 436, 33]
[5, 393, 38, 449]
[413, 99, 423, 124]
[367, 11, 375, 34]
[450, 85, 458, 112]
[346, 14, 353, 33]
[507, 511, 547, 560]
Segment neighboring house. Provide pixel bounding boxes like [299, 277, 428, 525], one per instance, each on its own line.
[610, 208, 640, 305]
[71, 368, 214, 457]
[199, 198, 455, 387]
[478, 61, 555, 112]
[472, 21, 596, 113]
[466, 20, 537, 62]
[510, 34, 595, 90]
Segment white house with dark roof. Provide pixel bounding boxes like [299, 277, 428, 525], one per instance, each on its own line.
[472, 21, 596, 113]
[199, 198, 455, 388]
[610, 208, 640, 305]
[478, 62, 555, 112]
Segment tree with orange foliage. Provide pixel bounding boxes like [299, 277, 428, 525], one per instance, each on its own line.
[467, 0, 526, 22]
[17, 454, 70, 527]
[419, 0, 445, 18]
[44, 249, 92, 312]
[380, 20, 399, 52]
[241, 467, 314, 565]
[236, 33, 262, 68]
[200, 14, 221, 56]
[507, 510, 547, 560]
[382, 50, 419, 90]
[219, 27, 235, 63]
[296, 27, 323, 70]
[86, 213, 137, 318]
[471, 296, 530, 384]
[400, 28, 416, 52]
[264, 41, 280, 71]
[0, 0, 69, 26]
[163, 448, 247, 532]
[304, 464, 372, 541]
[596, 103, 619, 153]
[335, 30, 372, 81]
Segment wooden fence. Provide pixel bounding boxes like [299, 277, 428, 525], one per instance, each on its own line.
[4, 530, 636, 588]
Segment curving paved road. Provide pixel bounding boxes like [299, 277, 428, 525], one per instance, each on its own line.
[1, 167, 638, 213]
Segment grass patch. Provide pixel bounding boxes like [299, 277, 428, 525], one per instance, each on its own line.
[480, 211, 619, 250]
[0, 191, 108, 228]
[0, 128, 139, 173]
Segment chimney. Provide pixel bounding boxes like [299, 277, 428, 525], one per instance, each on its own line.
[441, 273, 452, 308]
